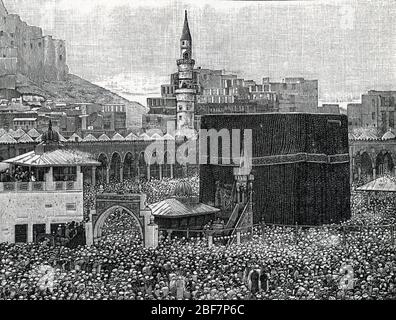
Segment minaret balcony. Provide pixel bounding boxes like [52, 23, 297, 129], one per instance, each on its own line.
[177, 58, 195, 66]
[175, 88, 196, 95]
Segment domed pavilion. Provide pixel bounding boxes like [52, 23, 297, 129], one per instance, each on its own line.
[149, 180, 220, 238]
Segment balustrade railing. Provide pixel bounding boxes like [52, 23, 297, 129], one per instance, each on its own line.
[0, 181, 78, 192]
[32, 182, 45, 191]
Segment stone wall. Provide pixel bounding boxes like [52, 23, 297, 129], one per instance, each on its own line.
[0, 190, 83, 243]
[0, 8, 68, 89]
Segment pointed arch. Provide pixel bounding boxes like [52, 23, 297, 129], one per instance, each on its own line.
[110, 152, 122, 182]
[138, 152, 147, 180]
[360, 151, 373, 178]
[93, 206, 143, 241]
[123, 152, 136, 181]
[96, 153, 108, 184]
[162, 151, 173, 178]
[377, 151, 394, 175]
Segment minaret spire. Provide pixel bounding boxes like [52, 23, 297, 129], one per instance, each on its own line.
[181, 10, 192, 42]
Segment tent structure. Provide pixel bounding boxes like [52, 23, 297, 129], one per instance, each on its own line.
[18, 133, 35, 143]
[68, 133, 82, 142]
[83, 134, 98, 142]
[98, 134, 110, 141]
[27, 128, 40, 138]
[112, 133, 125, 141]
[357, 176, 396, 193]
[125, 132, 138, 141]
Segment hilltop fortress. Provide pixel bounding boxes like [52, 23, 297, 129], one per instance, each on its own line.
[0, 1, 68, 94]
[0, 1, 146, 129]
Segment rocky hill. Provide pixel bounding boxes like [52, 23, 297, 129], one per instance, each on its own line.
[16, 73, 148, 128]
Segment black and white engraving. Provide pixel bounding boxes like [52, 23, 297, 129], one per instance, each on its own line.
[0, 0, 395, 304]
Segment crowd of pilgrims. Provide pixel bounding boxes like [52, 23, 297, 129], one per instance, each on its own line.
[1, 176, 396, 300]
[83, 176, 200, 217]
[0, 167, 36, 182]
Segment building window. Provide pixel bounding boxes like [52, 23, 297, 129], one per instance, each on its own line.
[15, 224, 28, 243]
[372, 112, 375, 120]
[381, 111, 386, 121]
[66, 203, 77, 211]
[59, 55, 63, 61]
[30, 43, 33, 49]
[390, 111, 395, 128]
[38, 42, 41, 47]
[0, 31, 3, 36]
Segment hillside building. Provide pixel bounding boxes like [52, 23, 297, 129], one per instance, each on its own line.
[0, 0, 68, 101]
[144, 12, 319, 131]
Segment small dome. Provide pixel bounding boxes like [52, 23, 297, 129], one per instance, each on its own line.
[173, 180, 193, 197]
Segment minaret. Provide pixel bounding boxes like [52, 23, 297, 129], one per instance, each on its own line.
[176, 10, 196, 136]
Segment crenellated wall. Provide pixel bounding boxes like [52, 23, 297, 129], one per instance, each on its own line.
[0, 6, 68, 89]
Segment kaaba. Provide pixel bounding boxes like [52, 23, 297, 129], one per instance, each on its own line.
[199, 113, 351, 226]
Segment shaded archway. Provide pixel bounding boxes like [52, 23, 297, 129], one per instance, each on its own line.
[149, 150, 160, 180]
[384, 152, 394, 173]
[93, 205, 143, 241]
[123, 152, 137, 181]
[376, 152, 394, 176]
[110, 152, 122, 182]
[361, 152, 373, 177]
[96, 154, 108, 185]
[138, 152, 147, 180]
[162, 151, 173, 178]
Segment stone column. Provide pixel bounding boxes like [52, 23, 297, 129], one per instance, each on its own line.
[236, 183, 240, 204]
[147, 165, 151, 181]
[81, 116, 87, 130]
[136, 167, 140, 182]
[76, 165, 83, 189]
[45, 222, 51, 234]
[183, 165, 188, 177]
[208, 235, 213, 248]
[106, 167, 110, 184]
[373, 168, 376, 180]
[27, 223, 33, 243]
[145, 220, 159, 249]
[91, 167, 96, 186]
[120, 163, 124, 183]
[159, 165, 163, 180]
[45, 166, 54, 191]
[170, 164, 174, 179]
[358, 167, 361, 181]
[236, 231, 241, 245]
[85, 210, 93, 247]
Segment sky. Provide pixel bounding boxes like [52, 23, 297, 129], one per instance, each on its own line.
[4, 0, 396, 106]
